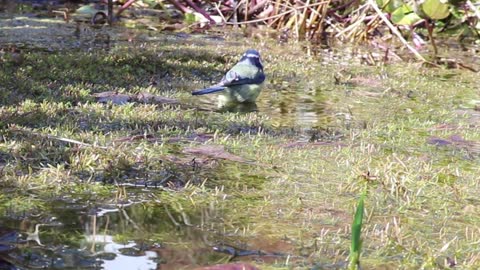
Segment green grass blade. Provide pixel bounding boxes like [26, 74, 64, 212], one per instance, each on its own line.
[348, 192, 365, 270]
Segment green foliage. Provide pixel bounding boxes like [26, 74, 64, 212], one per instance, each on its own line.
[377, 0, 405, 13]
[379, 0, 455, 25]
[420, 0, 450, 20]
[391, 5, 422, 25]
[184, 12, 196, 24]
[348, 193, 365, 270]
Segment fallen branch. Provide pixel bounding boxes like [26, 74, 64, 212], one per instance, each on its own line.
[115, 0, 137, 20]
[166, 0, 190, 13]
[184, 0, 216, 23]
[248, 0, 268, 16]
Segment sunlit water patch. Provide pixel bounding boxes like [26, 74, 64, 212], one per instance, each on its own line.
[0, 197, 235, 269]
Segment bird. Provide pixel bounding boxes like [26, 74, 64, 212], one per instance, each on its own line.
[192, 49, 265, 107]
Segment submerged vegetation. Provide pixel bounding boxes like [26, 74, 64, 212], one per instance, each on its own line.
[1, 1, 480, 269]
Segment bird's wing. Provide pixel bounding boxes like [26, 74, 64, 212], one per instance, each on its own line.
[219, 63, 265, 87]
[192, 61, 265, 96]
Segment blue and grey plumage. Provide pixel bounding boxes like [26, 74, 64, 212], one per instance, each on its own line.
[192, 49, 265, 106]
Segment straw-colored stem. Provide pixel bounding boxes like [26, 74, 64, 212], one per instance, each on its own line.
[225, 1, 327, 25]
[368, 0, 426, 62]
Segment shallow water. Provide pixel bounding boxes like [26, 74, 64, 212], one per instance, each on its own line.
[1, 196, 232, 269]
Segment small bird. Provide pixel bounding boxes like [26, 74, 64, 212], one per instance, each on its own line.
[192, 49, 265, 107]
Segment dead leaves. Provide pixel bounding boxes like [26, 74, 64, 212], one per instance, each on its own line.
[427, 134, 480, 155]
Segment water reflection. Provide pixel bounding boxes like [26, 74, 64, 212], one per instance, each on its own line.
[193, 94, 259, 113]
[1, 199, 231, 269]
[217, 102, 258, 113]
[257, 83, 331, 130]
[85, 234, 158, 270]
[193, 82, 331, 131]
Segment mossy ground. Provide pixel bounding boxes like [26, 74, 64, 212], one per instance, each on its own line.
[1, 16, 480, 269]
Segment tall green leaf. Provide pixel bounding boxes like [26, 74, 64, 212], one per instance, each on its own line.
[348, 193, 365, 270]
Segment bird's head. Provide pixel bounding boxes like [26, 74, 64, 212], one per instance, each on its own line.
[240, 49, 263, 70]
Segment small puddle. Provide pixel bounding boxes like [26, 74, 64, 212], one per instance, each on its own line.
[0, 173, 300, 269]
[0, 196, 231, 269]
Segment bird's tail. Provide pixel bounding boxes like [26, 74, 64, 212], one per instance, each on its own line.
[192, 86, 225, 95]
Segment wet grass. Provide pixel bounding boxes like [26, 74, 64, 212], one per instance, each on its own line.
[1, 18, 480, 269]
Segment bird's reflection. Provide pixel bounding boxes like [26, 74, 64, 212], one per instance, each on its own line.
[217, 102, 258, 113]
